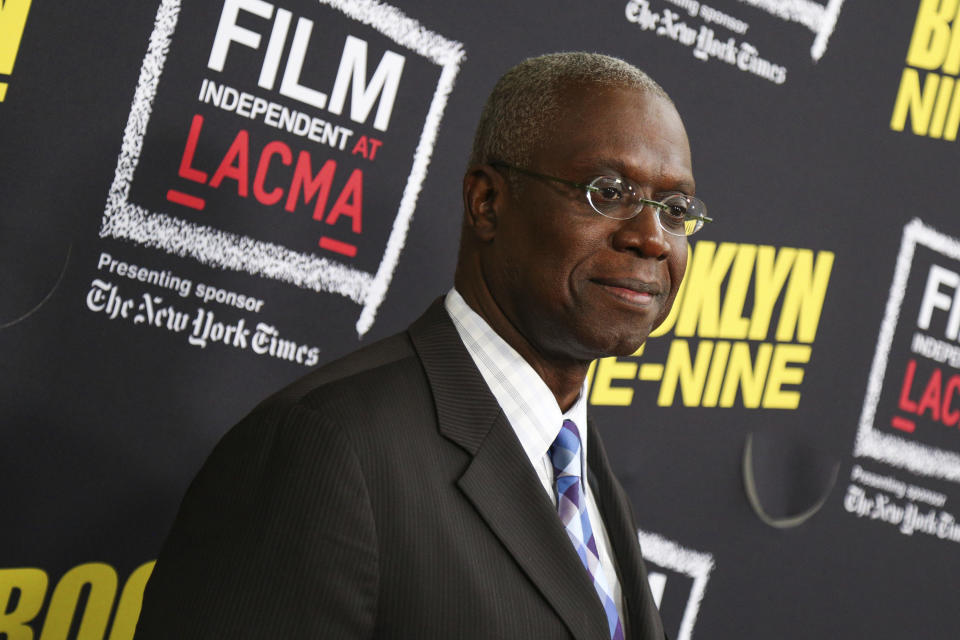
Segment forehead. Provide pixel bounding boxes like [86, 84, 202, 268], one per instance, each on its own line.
[535, 83, 694, 192]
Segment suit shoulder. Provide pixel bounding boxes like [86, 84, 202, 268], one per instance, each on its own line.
[238, 329, 435, 450]
[254, 330, 418, 410]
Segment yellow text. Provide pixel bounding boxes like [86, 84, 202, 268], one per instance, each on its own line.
[0, 561, 154, 640]
[891, 0, 960, 139]
[590, 241, 833, 409]
[0, 0, 33, 101]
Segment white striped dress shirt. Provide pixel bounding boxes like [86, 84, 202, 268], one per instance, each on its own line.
[445, 289, 624, 620]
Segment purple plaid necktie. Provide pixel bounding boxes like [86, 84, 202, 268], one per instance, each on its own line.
[549, 419, 625, 640]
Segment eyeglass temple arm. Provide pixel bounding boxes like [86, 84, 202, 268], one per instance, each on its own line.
[490, 162, 593, 190]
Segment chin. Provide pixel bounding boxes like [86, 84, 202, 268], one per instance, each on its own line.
[582, 328, 649, 360]
[605, 338, 647, 358]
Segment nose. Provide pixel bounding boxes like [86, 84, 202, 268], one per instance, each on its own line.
[610, 204, 675, 259]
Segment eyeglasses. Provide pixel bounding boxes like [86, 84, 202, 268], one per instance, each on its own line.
[491, 162, 712, 237]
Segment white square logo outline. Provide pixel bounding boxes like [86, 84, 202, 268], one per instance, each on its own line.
[855, 218, 960, 483]
[100, 0, 465, 336]
[639, 529, 715, 640]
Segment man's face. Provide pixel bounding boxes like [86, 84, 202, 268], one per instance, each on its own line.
[483, 84, 693, 362]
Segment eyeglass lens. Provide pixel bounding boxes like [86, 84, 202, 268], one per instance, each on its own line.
[585, 176, 706, 236]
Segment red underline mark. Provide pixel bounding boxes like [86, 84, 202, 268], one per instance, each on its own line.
[891, 416, 916, 433]
[319, 236, 357, 257]
[166, 189, 206, 210]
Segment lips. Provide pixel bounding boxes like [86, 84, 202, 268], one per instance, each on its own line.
[591, 277, 662, 307]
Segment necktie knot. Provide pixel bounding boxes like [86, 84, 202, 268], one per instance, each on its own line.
[549, 419, 583, 480]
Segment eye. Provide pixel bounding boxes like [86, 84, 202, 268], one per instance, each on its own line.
[591, 177, 628, 203]
[664, 199, 689, 220]
[657, 194, 692, 230]
[599, 187, 622, 200]
[586, 176, 639, 219]
[658, 193, 708, 235]
[659, 194, 691, 215]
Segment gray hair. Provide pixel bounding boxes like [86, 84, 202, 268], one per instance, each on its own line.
[469, 52, 671, 169]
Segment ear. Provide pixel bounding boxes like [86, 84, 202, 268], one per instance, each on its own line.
[462, 164, 504, 242]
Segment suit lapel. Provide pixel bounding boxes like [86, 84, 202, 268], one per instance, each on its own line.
[409, 300, 610, 640]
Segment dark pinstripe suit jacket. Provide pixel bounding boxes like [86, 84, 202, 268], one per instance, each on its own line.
[135, 300, 666, 639]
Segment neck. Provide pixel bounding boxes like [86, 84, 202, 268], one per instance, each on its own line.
[454, 274, 590, 413]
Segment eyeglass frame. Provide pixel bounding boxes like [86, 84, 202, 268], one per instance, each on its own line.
[490, 161, 712, 236]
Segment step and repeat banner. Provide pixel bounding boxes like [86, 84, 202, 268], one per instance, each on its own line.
[2, 0, 959, 637]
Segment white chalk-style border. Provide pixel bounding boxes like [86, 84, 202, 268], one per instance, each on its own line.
[639, 529, 715, 640]
[736, 0, 845, 61]
[101, 0, 464, 335]
[855, 218, 960, 483]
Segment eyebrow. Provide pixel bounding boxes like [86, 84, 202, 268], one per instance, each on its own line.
[573, 156, 696, 194]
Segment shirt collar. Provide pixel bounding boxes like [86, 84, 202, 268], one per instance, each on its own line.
[445, 289, 590, 465]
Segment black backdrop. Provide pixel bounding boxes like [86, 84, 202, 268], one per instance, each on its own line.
[3, 0, 960, 637]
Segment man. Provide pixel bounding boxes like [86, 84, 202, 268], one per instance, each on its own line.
[136, 52, 708, 639]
